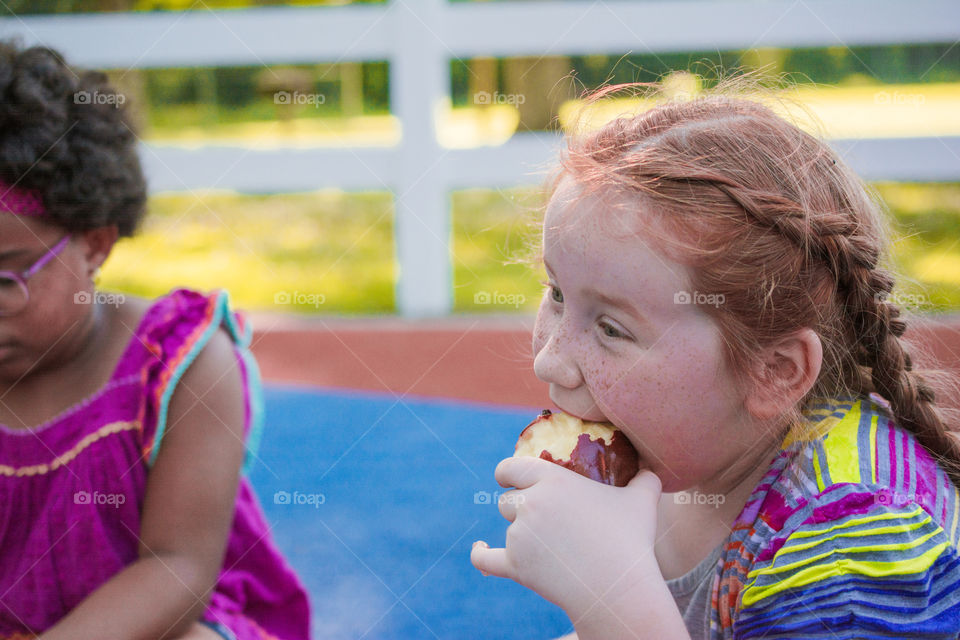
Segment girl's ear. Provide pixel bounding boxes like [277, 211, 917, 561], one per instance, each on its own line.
[78, 226, 119, 278]
[745, 328, 823, 421]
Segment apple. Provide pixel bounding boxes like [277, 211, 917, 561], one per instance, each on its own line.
[514, 409, 640, 487]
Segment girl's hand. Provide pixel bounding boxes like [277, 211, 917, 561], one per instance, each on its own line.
[470, 456, 666, 626]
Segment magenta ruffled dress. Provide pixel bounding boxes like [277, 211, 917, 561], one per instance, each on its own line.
[0, 288, 310, 640]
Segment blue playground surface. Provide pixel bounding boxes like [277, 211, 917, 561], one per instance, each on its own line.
[249, 384, 573, 640]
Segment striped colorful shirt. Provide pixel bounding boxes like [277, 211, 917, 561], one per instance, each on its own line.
[708, 393, 960, 639]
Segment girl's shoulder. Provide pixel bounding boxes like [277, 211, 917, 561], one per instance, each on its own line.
[123, 287, 261, 466]
[114, 287, 253, 379]
[767, 393, 959, 541]
[717, 394, 960, 637]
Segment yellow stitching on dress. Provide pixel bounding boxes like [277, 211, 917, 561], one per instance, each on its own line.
[0, 421, 140, 477]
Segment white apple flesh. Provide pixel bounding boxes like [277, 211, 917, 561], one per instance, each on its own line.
[514, 409, 640, 487]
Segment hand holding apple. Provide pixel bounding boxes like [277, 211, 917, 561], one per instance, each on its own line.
[470, 455, 677, 639]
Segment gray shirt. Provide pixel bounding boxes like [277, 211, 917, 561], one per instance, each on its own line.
[665, 542, 724, 640]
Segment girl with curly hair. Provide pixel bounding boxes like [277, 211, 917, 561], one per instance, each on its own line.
[0, 41, 310, 640]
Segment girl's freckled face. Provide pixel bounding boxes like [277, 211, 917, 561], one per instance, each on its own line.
[532, 179, 756, 492]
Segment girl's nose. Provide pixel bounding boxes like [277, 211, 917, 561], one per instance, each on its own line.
[533, 329, 583, 390]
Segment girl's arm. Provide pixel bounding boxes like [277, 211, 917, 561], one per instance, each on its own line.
[41, 329, 247, 640]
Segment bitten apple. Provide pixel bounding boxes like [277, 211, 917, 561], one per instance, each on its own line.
[514, 409, 640, 487]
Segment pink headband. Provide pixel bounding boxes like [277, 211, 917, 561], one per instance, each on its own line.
[0, 180, 46, 218]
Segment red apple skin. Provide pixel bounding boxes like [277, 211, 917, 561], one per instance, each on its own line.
[515, 409, 640, 487]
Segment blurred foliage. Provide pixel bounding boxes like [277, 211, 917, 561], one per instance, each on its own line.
[135, 62, 390, 133]
[100, 183, 960, 316]
[100, 190, 396, 313]
[873, 182, 960, 313]
[451, 43, 960, 107]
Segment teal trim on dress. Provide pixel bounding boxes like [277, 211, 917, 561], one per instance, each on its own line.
[237, 327, 266, 476]
[148, 289, 264, 475]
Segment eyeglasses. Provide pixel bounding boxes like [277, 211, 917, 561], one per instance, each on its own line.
[0, 235, 71, 317]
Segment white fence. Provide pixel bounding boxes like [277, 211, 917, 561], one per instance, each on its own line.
[2, 0, 959, 316]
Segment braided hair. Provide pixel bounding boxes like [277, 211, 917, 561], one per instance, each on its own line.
[557, 76, 960, 486]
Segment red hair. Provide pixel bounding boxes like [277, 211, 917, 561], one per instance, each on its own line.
[552, 75, 960, 485]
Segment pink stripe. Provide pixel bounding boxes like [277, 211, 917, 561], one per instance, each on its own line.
[888, 422, 898, 489]
[902, 428, 911, 490]
[757, 489, 879, 562]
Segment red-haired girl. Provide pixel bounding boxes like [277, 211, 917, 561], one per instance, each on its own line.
[473, 80, 960, 639]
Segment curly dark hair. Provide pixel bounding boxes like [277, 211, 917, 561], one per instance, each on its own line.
[0, 40, 146, 236]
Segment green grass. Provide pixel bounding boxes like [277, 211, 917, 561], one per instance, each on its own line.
[101, 190, 396, 314]
[99, 183, 960, 316]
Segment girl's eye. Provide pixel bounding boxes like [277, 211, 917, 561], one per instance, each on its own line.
[599, 321, 625, 339]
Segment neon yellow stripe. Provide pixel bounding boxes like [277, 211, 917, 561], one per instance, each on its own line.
[748, 528, 942, 579]
[786, 507, 928, 540]
[869, 412, 878, 484]
[741, 541, 950, 607]
[822, 399, 862, 484]
[774, 519, 931, 557]
[813, 447, 826, 492]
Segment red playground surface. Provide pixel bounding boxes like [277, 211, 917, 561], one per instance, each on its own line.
[247, 314, 960, 411]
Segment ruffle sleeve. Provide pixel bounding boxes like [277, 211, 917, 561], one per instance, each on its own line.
[137, 288, 265, 474]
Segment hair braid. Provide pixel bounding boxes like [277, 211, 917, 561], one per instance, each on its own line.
[845, 264, 960, 485]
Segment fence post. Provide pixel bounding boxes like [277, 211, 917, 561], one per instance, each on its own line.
[391, 0, 451, 317]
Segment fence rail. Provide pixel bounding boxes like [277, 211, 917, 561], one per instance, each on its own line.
[2, 0, 959, 316]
